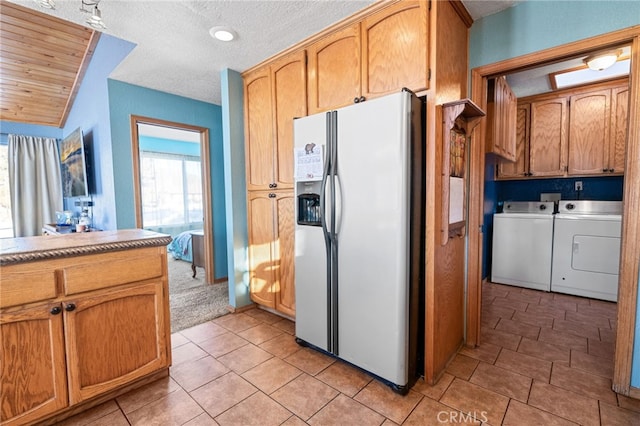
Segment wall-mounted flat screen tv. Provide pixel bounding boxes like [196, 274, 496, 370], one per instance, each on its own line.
[59, 127, 89, 198]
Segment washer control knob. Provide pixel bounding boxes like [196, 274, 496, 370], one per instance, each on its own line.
[566, 203, 575, 210]
[540, 204, 547, 210]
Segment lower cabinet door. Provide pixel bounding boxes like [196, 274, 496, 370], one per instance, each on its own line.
[1, 303, 68, 425]
[63, 282, 169, 404]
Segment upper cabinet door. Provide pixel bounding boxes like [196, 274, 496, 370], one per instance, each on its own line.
[360, 0, 428, 99]
[568, 89, 610, 175]
[272, 51, 307, 188]
[609, 85, 629, 173]
[498, 103, 529, 179]
[244, 67, 275, 191]
[307, 24, 361, 114]
[529, 97, 568, 177]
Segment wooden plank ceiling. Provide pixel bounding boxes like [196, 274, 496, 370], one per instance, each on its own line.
[0, 0, 99, 127]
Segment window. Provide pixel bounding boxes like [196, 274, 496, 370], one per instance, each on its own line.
[140, 151, 202, 227]
[0, 144, 13, 238]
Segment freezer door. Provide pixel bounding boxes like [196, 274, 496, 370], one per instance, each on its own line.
[294, 112, 330, 351]
[334, 92, 412, 386]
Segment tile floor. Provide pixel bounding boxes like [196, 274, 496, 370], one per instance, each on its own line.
[57, 282, 640, 425]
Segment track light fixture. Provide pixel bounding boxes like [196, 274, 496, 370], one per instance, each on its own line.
[80, 0, 107, 30]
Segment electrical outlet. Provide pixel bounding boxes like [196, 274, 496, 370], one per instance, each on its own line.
[575, 181, 583, 191]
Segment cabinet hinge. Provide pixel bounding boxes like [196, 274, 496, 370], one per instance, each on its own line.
[428, 68, 432, 81]
[428, 0, 432, 11]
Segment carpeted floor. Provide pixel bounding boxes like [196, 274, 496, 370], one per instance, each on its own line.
[167, 255, 230, 333]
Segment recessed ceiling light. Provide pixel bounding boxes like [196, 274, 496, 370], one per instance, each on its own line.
[209, 26, 237, 42]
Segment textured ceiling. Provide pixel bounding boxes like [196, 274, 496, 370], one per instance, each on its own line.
[6, 0, 523, 107]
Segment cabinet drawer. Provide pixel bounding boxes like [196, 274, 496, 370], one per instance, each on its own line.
[0, 269, 57, 308]
[62, 249, 165, 295]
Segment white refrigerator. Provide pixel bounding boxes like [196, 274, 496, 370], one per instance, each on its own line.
[293, 90, 424, 394]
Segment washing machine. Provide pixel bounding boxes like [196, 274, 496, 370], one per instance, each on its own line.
[551, 200, 622, 302]
[491, 201, 555, 291]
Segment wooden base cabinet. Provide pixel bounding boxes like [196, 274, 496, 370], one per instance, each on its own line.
[1, 303, 68, 426]
[247, 191, 295, 317]
[0, 230, 172, 426]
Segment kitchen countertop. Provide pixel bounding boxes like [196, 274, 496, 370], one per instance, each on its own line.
[0, 229, 172, 266]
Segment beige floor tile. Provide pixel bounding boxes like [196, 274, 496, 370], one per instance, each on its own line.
[411, 373, 454, 401]
[570, 349, 613, 378]
[172, 341, 209, 366]
[271, 373, 339, 420]
[126, 388, 204, 426]
[600, 401, 640, 426]
[588, 338, 615, 360]
[506, 290, 542, 304]
[285, 347, 335, 375]
[180, 321, 228, 343]
[538, 327, 588, 352]
[565, 309, 612, 329]
[404, 396, 481, 425]
[459, 342, 502, 364]
[495, 348, 552, 382]
[512, 310, 555, 328]
[517, 337, 570, 364]
[528, 380, 600, 426]
[237, 323, 284, 345]
[354, 380, 423, 424]
[480, 326, 522, 351]
[552, 292, 590, 305]
[469, 362, 532, 402]
[281, 415, 308, 426]
[308, 393, 385, 425]
[198, 332, 249, 358]
[56, 400, 122, 426]
[491, 296, 529, 312]
[71, 409, 130, 426]
[170, 355, 230, 392]
[213, 312, 262, 333]
[440, 378, 509, 426]
[578, 301, 618, 318]
[315, 360, 372, 397]
[481, 313, 501, 329]
[243, 307, 285, 324]
[214, 392, 292, 426]
[116, 376, 181, 414]
[496, 317, 541, 340]
[183, 412, 219, 426]
[241, 357, 302, 394]
[540, 298, 579, 312]
[171, 332, 190, 348]
[502, 400, 578, 426]
[600, 327, 617, 343]
[217, 343, 273, 374]
[525, 303, 567, 320]
[190, 372, 257, 418]
[272, 318, 296, 335]
[550, 363, 617, 404]
[553, 318, 601, 340]
[259, 332, 303, 359]
[445, 354, 479, 380]
[483, 303, 516, 320]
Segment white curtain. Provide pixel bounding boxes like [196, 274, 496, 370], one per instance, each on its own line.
[8, 134, 63, 237]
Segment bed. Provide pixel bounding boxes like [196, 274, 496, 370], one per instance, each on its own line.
[167, 230, 199, 263]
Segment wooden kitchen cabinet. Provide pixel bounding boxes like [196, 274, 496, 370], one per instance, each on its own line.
[247, 191, 295, 317]
[244, 50, 307, 191]
[498, 103, 529, 178]
[528, 96, 568, 177]
[486, 76, 517, 161]
[307, 24, 362, 114]
[0, 230, 172, 426]
[360, 0, 429, 99]
[568, 83, 629, 175]
[1, 303, 68, 425]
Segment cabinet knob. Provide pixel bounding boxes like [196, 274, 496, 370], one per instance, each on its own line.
[65, 303, 76, 312]
[268, 193, 276, 198]
[609, 168, 615, 173]
[359, 96, 366, 103]
[354, 97, 360, 103]
[603, 168, 608, 172]
[50, 306, 62, 315]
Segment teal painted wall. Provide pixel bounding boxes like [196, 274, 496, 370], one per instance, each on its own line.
[108, 80, 228, 280]
[221, 69, 251, 309]
[469, 0, 640, 388]
[470, 1, 640, 68]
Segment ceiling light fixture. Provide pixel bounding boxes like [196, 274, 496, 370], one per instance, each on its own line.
[80, 0, 107, 30]
[34, 0, 56, 9]
[209, 26, 237, 42]
[584, 49, 622, 71]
